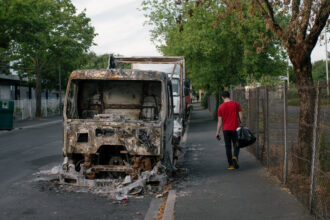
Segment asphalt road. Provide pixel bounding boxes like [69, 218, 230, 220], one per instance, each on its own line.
[0, 107, 318, 220]
[0, 121, 151, 220]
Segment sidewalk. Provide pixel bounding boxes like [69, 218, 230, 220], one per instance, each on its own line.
[174, 104, 313, 220]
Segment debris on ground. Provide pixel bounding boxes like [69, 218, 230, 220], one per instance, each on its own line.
[155, 194, 163, 198]
[33, 161, 170, 199]
[114, 195, 128, 202]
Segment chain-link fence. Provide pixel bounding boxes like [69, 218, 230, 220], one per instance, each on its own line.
[233, 83, 330, 219]
[14, 98, 63, 120]
[207, 94, 219, 119]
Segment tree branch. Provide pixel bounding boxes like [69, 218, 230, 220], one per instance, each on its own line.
[299, 0, 313, 40]
[291, 0, 301, 23]
[306, 0, 330, 52]
[254, 0, 283, 37]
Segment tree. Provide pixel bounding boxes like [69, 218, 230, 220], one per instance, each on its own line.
[5, 0, 96, 117]
[81, 52, 110, 69]
[222, 0, 329, 174]
[80, 52, 131, 70]
[142, 0, 288, 92]
[0, 0, 16, 74]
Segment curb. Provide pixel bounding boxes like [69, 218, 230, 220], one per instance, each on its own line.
[16, 119, 62, 129]
[144, 198, 163, 220]
[162, 190, 177, 220]
[0, 119, 62, 134]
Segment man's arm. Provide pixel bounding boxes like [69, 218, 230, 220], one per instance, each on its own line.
[239, 111, 243, 124]
[216, 117, 222, 139]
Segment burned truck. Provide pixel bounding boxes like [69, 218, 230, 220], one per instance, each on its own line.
[62, 69, 175, 180]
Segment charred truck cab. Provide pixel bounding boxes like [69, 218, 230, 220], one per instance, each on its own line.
[62, 69, 174, 180]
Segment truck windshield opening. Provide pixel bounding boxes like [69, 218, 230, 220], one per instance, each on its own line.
[66, 80, 162, 121]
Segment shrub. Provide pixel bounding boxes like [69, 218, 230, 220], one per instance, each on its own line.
[201, 94, 208, 109]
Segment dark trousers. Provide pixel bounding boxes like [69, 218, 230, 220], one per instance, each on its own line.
[223, 130, 240, 166]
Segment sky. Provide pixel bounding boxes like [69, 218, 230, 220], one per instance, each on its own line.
[71, 0, 159, 57]
[71, 0, 327, 63]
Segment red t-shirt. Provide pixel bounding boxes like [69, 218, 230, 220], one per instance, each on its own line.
[218, 101, 242, 131]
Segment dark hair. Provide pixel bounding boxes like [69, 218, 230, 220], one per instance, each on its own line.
[221, 91, 230, 98]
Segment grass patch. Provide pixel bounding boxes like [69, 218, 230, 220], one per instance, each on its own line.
[288, 98, 330, 108]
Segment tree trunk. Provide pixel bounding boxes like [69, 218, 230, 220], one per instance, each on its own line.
[35, 62, 42, 118]
[289, 48, 315, 175]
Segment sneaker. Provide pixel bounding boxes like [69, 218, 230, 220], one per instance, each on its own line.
[227, 166, 235, 170]
[232, 156, 239, 169]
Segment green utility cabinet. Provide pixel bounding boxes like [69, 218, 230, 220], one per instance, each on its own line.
[0, 99, 14, 130]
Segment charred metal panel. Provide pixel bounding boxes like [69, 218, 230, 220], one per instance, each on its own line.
[69, 69, 167, 81]
[64, 120, 162, 156]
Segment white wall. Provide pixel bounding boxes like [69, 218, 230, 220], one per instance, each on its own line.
[0, 85, 11, 99]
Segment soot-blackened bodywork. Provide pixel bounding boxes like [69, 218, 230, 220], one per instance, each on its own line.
[62, 69, 174, 179]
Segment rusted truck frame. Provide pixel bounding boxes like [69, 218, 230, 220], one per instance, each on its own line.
[62, 69, 174, 180]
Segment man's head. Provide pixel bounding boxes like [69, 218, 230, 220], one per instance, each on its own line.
[221, 91, 230, 100]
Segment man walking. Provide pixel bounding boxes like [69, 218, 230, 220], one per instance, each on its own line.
[216, 91, 243, 170]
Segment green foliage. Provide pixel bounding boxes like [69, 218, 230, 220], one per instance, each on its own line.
[287, 88, 299, 99]
[0, 0, 96, 116]
[141, 0, 288, 93]
[1, 0, 96, 90]
[80, 53, 131, 70]
[81, 53, 110, 69]
[246, 75, 283, 86]
[201, 91, 210, 109]
[312, 60, 328, 82]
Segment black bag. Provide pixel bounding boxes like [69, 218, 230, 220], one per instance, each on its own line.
[235, 103, 256, 148]
[236, 126, 256, 148]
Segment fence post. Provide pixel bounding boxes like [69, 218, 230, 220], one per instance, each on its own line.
[248, 89, 251, 128]
[265, 87, 270, 168]
[45, 98, 48, 118]
[261, 91, 266, 162]
[309, 82, 321, 214]
[29, 100, 32, 119]
[283, 80, 289, 184]
[20, 100, 23, 120]
[256, 87, 260, 159]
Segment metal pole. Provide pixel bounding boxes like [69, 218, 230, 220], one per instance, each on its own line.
[59, 64, 62, 115]
[325, 30, 329, 96]
[256, 87, 260, 159]
[283, 81, 289, 184]
[266, 87, 270, 168]
[248, 89, 251, 128]
[309, 82, 321, 213]
[287, 63, 290, 87]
